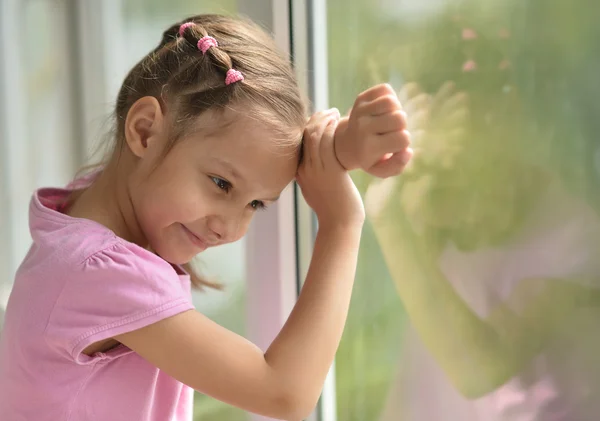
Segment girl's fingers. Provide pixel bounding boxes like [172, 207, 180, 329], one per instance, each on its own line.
[362, 94, 403, 116]
[319, 118, 340, 169]
[367, 110, 407, 134]
[367, 148, 413, 178]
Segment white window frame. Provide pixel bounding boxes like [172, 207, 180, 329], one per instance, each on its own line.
[290, 1, 337, 420]
[0, 0, 26, 313]
[0, 0, 82, 312]
[241, 1, 337, 420]
[238, 1, 303, 420]
[74, 0, 126, 157]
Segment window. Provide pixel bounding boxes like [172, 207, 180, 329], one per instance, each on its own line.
[326, 0, 600, 420]
[0, 0, 79, 322]
[3, 1, 599, 420]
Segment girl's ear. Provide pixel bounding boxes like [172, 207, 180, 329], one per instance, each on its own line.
[124, 96, 166, 158]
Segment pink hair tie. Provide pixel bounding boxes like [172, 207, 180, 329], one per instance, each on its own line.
[197, 36, 218, 54]
[225, 69, 244, 85]
[178, 22, 195, 37]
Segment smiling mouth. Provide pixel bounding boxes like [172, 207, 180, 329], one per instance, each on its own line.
[181, 224, 210, 250]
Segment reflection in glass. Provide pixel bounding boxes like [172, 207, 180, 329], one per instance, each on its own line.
[329, 0, 600, 420]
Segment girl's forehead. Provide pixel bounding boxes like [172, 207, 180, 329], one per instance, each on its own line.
[204, 113, 300, 158]
[179, 116, 299, 185]
[192, 106, 302, 139]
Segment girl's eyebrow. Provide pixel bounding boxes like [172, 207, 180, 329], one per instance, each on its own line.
[213, 157, 282, 202]
[213, 157, 244, 181]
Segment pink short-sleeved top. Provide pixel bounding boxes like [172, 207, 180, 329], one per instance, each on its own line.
[0, 184, 196, 421]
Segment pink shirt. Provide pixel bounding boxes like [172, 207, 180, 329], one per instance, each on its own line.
[0, 185, 196, 420]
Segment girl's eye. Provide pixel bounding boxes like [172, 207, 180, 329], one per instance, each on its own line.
[211, 176, 231, 193]
[250, 200, 266, 211]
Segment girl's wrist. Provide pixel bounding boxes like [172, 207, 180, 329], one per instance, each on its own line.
[333, 117, 357, 171]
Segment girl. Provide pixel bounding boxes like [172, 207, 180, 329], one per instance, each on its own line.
[0, 14, 411, 421]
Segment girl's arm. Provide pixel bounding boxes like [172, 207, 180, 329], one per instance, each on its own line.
[115, 224, 361, 420]
[116, 84, 410, 420]
[116, 110, 368, 421]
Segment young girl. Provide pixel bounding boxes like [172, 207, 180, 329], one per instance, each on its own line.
[0, 14, 411, 421]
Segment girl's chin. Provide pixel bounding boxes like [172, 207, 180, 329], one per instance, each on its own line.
[150, 242, 198, 266]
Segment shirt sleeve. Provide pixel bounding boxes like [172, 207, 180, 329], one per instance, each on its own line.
[44, 240, 195, 364]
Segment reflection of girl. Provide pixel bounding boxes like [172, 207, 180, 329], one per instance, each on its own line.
[372, 80, 600, 420]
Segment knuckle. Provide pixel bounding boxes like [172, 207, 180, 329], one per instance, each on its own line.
[390, 131, 410, 149]
[391, 110, 407, 126]
[404, 129, 412, 143]
[382, 82, 394, 91]
[357, 87, 372, 99]
[382, 94, 400, 108]
[356, 117, 368, 133]
[381, 83, 397, 96]
[399, 130, 411, 147]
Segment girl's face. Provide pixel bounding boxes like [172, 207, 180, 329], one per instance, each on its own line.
[127, 108, 299, 265]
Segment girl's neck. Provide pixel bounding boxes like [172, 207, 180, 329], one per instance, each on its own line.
[66, 156, 149, 249]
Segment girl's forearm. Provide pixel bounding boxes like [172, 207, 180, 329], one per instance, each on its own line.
[264, 223, 362, 417]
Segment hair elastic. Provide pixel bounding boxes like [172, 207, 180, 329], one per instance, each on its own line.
[225, 69, 244, 85]
[178, 25, 243, 86]
[197, 36, 219, 54]
[178, 22, 195, 37]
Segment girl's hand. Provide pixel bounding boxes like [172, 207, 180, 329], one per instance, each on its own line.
[297, 109, 365, 228]
[334, 84, 413, 178]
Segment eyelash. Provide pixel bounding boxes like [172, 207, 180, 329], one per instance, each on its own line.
[250, 200, 267, 211]
[211, 176, 231, 193]
[210, 177, 267, 211]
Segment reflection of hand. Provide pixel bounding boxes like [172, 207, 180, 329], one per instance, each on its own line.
[379, 82, 471, 234]
[399, 81, 469, 174]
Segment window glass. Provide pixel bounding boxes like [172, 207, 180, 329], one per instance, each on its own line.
[327, 1, 600, 420]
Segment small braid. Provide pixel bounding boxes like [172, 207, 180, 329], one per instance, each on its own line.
[177, 21, 242, 85]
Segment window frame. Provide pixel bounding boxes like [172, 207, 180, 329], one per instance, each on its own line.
[290, 0, 338, 420]
[0, 0, 82, 310]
